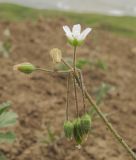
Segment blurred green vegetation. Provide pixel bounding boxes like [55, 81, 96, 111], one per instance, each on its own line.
[42, 126, 56, 145]
[0, 101, 17, 143]
[0, 3, 136, 38]
[58, 58, 108, 71]
[89, 83, 112, 117]
[0, 152, 7, 160]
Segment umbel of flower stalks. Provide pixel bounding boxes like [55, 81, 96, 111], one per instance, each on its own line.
[13, 62, 36, 74]
[50, 48, 62, 63]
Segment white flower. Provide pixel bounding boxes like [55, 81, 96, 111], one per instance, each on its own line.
[63, 24, 92, 46]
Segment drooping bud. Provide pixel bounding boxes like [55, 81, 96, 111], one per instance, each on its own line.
[50, 48, 62, 63]
[80, 114, 91, 135]
[63, 121, 73, 139]
[13, 62, 36, 74]
[73, 118, 83, 145]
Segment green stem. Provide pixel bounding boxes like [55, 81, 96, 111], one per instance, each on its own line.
[73, 46, 77, 73]
[73, 46, 79, 117]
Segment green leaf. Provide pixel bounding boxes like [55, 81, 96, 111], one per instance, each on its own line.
[0, 111, 18, 128]
[0, 132, 16, 143]
[0, 101, 11, 115]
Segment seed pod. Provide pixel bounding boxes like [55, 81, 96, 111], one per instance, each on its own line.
[73, 118, 83, 145]
[50, 48, 62, 63]
[13, 62, 36, 74]
[81, 114, 91, 135]
[63, 121, 73, 139]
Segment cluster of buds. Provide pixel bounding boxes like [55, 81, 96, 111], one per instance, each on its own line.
[64, 114, 91, 145]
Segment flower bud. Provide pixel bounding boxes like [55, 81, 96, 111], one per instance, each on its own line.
[64, 121, 73, 139]
[13, 62, 36, 74]
[73, 118, 83, 145]
[50, 48, 62, 63]
[80, 114, 91, 135]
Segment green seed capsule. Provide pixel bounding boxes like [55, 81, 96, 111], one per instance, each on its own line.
[73, 118, 83, 145]
[13, 62, 36, 74]
[63, 121, 73, 139]
[81, 114, 91, 135]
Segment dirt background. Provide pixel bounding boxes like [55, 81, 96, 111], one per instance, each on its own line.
[0, 18, 136, 160]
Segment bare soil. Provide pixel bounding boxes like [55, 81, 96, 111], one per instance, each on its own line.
[0, 18, 136, 160]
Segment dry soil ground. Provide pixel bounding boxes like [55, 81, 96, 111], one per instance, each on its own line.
[0, 18, 136, 160]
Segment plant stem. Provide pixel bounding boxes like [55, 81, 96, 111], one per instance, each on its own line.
[84, 89, 136, 160]
[78, 71, 86, 113]
[77, 74, 136, 160]
[73, 75, 79, 117]
[73, 46, 79, 117]
[73, 46, 77, 73]
[62, 59, 136, 160]
[36, 68, 72, 73]
[66, 73, 70, 121]
[36, 68, 54, 73]
[61, 59, 73, 70]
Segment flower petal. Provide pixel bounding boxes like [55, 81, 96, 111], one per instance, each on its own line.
[63, 25, 73, 40]
[79, 28, 92, 41]
[72, 24, 81, 34]
[72, 24, 81, 39]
